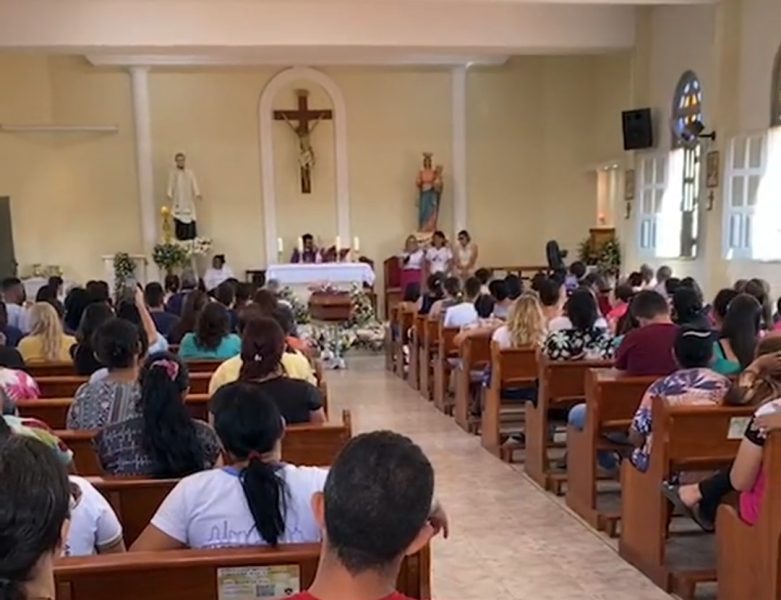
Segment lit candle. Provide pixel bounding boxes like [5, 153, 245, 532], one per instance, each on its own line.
[298, 237, 304, 254]
[277, 237, 284, 254]
[353, 236, 360, 253]
[335, 236, 341, 251]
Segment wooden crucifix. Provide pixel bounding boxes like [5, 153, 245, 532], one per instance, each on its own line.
[273, 89, 333, 194]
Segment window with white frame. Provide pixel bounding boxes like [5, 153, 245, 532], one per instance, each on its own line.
[637, 154, 666, 255]
[724, 129, 781, 261]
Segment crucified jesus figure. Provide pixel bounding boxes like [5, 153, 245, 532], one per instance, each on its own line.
[273, 89, 333, 194]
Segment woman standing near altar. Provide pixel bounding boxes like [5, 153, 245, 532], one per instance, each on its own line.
[399, 235, 425, 295]
[454, 230, 479, 281]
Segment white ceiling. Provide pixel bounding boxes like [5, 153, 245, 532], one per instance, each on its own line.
[0, 0, 717, 66]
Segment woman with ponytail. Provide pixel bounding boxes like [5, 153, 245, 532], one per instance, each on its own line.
[0, 435, 71, 600]
[95, 352, 220, 476]
[132, 382, 327, 551]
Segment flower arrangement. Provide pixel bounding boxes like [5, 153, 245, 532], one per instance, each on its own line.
[153, 242, 190, 274]
[348, 284, 377, 327]
[577, 237, 622, 276]
[112, 252, 136, 293]
[178, 237, 213, 256]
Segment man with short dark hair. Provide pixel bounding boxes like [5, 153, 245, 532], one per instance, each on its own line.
[1, 278, 29, 333]
[290, 431, 447, 600]
[144, 282, 180, 338]
[615, 290, 678, 376]
[291, 233, 322, 264]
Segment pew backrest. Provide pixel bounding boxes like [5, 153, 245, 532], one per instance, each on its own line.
[55, 544, 431, 600]
[585, 368, 656, 430]
[57, 409, 353, 476]
[25, 362, 77, 378]
[649, 396, 756, 478]
[538, 357, 613, 405]
[35, 372, 211, 398]
[490, 342, 538, 389]
[461, 333, 491, 370]
[438, 325, 460, 359]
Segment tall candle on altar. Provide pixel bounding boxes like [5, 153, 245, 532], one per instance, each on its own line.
[353, 237, 360, 253]
[277, 237, 284, 254]
[335, 236, 341, 252]
[298, 237, 304, 255]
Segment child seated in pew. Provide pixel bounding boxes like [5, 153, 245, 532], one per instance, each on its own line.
[2, 393, 126, 557]
[131, 383, 327, 551]
[629, 327, 732, 473]
[418, 273, 444, 316]
[289, 431, 448, 600]
[489, 279, 513, 320]
[543, 288, 613, 361]
[443, 277, 480, 329]
[662, 335, 781, 531]
[606, 283, 634, 333]
[96, 353, 220, 477]
[67, 318, 145, 430]
[614, 290, 678, 376]
[0, 430, 71, 599]
[505, 273, 523, 301]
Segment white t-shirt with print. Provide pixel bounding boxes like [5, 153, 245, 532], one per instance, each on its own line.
[444, 302, 478, 329]
[425, 247, 452, 274]
[151, 465, 328, 549]
[64, 476, 124, 557]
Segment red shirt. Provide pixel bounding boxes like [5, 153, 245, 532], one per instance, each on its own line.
[615, 322, 679, 376]
[288, 593, 414, 600]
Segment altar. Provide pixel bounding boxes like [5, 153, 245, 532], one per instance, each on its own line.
[266, 262, 375, 287]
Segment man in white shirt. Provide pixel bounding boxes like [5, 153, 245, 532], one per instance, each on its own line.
[1, 278, 30, 333]
[203, 254, 235, 292]
[444, 276, 480, 329]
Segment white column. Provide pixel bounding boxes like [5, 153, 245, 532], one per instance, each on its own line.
[129, 66, 156, 279]
[451, 65, 468, 236]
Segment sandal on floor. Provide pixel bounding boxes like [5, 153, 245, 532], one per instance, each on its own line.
[660, 482, 715, 533]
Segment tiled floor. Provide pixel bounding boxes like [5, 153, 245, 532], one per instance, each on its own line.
[326, 356, 676, 600]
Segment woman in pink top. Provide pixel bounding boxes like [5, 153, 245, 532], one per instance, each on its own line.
[607, 283, 634, 333]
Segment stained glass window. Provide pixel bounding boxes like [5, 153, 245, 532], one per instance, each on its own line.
[671, 71, 703, 148]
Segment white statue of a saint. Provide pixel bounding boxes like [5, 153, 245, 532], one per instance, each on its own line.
[166, 152, 201, 240]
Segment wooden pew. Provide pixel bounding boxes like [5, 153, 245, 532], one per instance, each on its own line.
[619, 397, 755, 600]
[565, 368, 656, 536]
[453, 332, 491, 432]
[55, 543, 431, 600]
[716, 431, 781, 600]
[36, 372, 212, 398]
[525, 357, 612, 494]
[432, 324, 460, 415]
[16, 394, 211, 430]
[90, 477, 177, 546]
[58, 410, 353, 476]
[481, 344, 538, 462]
[25, 360, 223, 379]
[418, 318, 439, 402]
[385, 305, 399, 372]
[408, 315, 425, 391]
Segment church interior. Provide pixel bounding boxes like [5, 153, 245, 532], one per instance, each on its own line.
[1, 0, 781, 598]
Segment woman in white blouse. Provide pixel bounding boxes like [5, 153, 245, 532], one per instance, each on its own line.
[399, 235, 425, 297]
[454, 230, 479, 281]
[132, 382, 326, 551]
[423, 230, 453, 288]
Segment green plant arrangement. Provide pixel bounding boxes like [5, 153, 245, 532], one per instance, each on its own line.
[578, 237, 622, 276]
[112, 252, 136, 294]
[152, 242, 190, 275]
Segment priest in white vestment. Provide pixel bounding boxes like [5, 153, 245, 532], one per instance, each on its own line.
[167, 152, 201, 240]
[203, 255, 235, 292]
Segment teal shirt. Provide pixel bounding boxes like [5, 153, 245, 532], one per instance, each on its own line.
[178, 333, 241, 360]
[711, 340, 741, 375]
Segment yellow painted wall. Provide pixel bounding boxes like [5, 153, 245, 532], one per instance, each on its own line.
[620, 0, 781, 298]
[1, 56, 632, 290]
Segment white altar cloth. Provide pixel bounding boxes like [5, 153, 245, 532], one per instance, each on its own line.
[266, 263, 375, 287]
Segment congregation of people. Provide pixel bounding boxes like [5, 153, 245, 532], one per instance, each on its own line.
[394, 237, 781, 537]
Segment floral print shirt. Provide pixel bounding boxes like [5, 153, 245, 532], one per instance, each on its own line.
[0, 368, 39, 402]
[543, 328, 614, 361]
[630, 367, 731, 472]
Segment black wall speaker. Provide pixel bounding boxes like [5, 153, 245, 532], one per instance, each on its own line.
[622, 108, 654, 150]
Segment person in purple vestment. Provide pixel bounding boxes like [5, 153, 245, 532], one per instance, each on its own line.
[290, 233, 322, 264]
